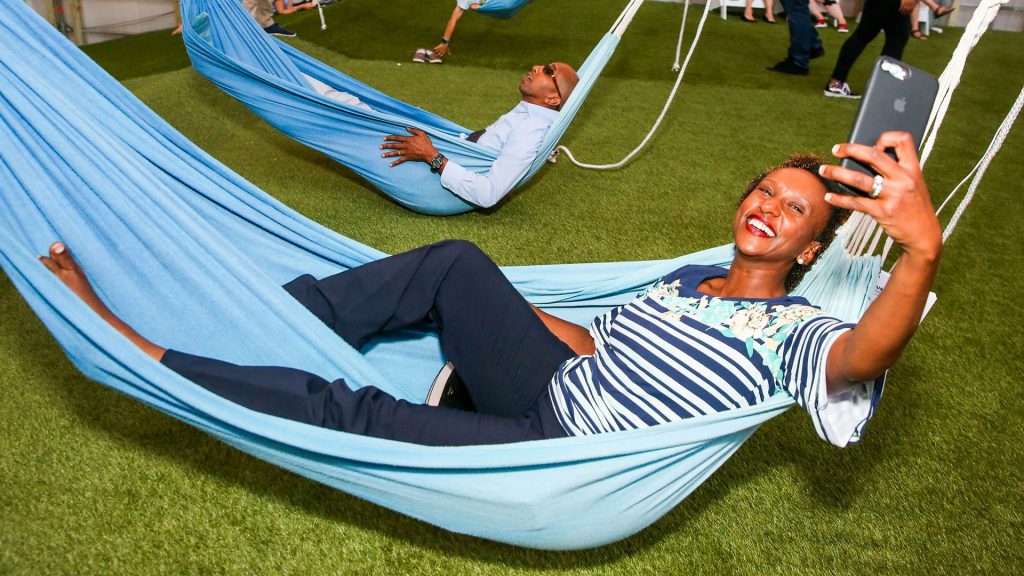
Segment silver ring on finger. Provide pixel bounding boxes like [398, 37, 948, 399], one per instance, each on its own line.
[870, 174, 884, 199]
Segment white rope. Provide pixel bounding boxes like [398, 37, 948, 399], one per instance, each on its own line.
[920, 0, 1011, 166]
[941, 81, 1023, 242]
[316, 0, 327, 30]
[555, 0, 711, 170]
[610, 0, 647, 38]
[672, 0, 691, 72]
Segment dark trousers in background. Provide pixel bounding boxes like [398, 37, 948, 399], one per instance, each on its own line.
[779, 0, 824, 69]
[830, 0, 911, 82]
[162, 240, 574, 446]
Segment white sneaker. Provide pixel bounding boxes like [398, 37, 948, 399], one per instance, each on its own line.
[412, 48, 427, 63]
[823, 81, 861, 99]
[425, 50, 443, 64]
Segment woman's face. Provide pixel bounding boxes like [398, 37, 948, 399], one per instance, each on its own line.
[732, 167, 833, 266]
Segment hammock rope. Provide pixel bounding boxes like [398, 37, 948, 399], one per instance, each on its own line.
[553, 0, 712, 170]
[672, 0, 692, 72]
[937, 81, 1023, 243]
[316, 0, 326, 30]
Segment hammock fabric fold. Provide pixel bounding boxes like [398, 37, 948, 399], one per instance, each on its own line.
[477, 0, 533, 20]
[473, 0, 536, 19]
[0, 2, 881, 549]
[180, 0, 619, 215]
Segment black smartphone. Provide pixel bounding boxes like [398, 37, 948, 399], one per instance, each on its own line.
[839, 57, 939, 195]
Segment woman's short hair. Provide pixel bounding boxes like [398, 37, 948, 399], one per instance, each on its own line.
[737, 154, 851, 292]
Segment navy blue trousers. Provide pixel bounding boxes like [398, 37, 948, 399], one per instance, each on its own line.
[162, 240, 574, 446]
[779, 0, 823, 69]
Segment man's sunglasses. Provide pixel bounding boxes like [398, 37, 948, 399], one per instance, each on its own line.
[543, 63, 563, 108]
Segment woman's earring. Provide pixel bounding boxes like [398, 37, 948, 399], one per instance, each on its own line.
[797, 257, 805, 266]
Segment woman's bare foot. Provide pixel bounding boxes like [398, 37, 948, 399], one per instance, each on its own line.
[39, 242, 108, 314]
[40, 242, 166, 361]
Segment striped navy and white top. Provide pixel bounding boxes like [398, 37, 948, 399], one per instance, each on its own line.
[548, 265, 884, 447]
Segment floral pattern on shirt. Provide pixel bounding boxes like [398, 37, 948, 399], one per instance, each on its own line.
[643, 279, 823, 382]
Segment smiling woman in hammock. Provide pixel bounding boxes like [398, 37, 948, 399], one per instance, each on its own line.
[40, 132, 940, 448]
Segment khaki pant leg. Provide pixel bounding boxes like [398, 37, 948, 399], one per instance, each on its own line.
[242, 0, 275, 28]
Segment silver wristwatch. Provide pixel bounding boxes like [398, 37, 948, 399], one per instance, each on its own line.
[429, 153, 445, 174]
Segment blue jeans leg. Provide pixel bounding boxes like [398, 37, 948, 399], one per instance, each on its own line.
[779, 0, 823, 68]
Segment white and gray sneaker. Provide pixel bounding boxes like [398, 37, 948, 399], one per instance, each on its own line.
[412, 48, 428, 63]
[426, 50, 443, 64]
[824, 80, 861, 99]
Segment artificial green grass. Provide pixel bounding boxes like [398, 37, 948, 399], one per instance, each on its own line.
[2, 1, 1022, 573]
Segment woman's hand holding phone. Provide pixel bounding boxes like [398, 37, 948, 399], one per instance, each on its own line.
[819, 131, 942, 263]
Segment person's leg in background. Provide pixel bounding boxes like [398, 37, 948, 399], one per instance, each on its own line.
[810, 0, 827, 28]
[242, 0, 296, 37]
[823, 0, 886, 97]
[911, 1, 927, 39]
[743, 0, 777, 22]
[823, 0, 850, 32]
[769, 0, 824, 75]
[880, 0, 913, 57]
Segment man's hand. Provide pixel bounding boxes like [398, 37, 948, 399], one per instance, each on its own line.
[899, 0, 915, 15]
[432, 43, 450, 57]
[381, 127, 439, 167]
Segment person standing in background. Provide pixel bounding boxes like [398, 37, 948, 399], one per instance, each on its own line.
[243, 0, 317, 38]
[823, 0, 915, 98]
[767, 0, 826, 76]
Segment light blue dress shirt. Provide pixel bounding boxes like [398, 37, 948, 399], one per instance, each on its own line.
[440, 101, 558, 208]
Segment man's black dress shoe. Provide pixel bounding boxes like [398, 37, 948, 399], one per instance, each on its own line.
[766, 59, 809, 76]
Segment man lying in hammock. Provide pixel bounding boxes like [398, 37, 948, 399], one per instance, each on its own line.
[379, 62, 579, 208]
[41, 132, 940, 448]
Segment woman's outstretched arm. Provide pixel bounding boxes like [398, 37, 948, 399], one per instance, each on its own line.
[819, 132, 942, 393]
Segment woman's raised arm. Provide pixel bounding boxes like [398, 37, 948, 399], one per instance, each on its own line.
[818, 131, 942, 393]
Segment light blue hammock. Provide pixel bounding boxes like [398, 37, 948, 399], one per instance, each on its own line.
[0, 2, 882, 550]
[180, 0, 634, 215]
[476, 0, 533, 20]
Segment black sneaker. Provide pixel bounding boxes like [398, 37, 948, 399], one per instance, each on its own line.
[823, 80, 862, 99]
[426, 362, 476, 412]
[766, 59, 809, 76]
[810, 46, 825, 60]
[263, 23, 296, 37]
